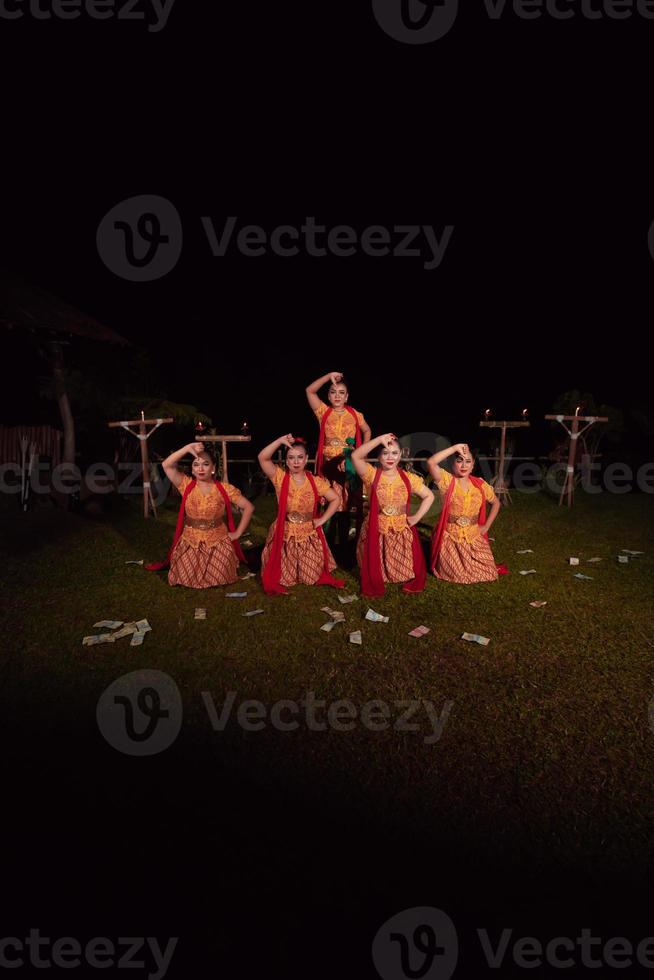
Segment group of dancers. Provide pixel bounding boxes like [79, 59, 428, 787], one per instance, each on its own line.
[146, 372, 502, 597]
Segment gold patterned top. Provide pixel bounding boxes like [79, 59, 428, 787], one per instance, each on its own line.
[435, 470, 496, 543]
[361, 463, 426, 534]
[314, 400, 367, 460]
[176, 474, 241, 548]
[271, 466, 331, 540]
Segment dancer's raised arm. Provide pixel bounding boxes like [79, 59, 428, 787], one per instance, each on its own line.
[258, 434, 295, 480]
[305, 371, 343, 412]
[427, 443, 470, 484]
[162, 442, 205, 488]
[351, 433, 396, 480]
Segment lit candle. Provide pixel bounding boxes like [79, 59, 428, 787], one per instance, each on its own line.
[241, 421, 249, 435]
[522, 408, 528, 419]
[575, 405, 581, 416]
[140, 410, 145, 421]
[484, 408, 492, 420]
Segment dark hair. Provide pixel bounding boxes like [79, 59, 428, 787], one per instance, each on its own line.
[376, 437, 400, 460]
[328, 377, 349, 393]
[194, 449, 217, 467]
[285, 438, 308, 455]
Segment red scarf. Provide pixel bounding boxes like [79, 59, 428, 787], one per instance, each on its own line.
[360, 467, 427, 597]
[430, 475, 507, 576]
[146, 479, 246, 571]
[315, 405, 362, 476]
[262, 470, 345, 596]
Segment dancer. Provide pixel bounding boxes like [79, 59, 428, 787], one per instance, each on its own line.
[351, 433, 434, 596]
[258, 434, 344, 595]
[428, 443, 501, 583]
[305, 371, 371, 544]
[146, 442, 254, 588]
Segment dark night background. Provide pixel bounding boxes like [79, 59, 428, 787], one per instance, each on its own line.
[2, 1, 654, 978]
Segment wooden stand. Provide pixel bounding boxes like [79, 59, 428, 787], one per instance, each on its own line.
[193, 435, 252, 484]
[545, 413, 608, 507]
[108, 417, 173, 518]
[479, 420, 530, 505]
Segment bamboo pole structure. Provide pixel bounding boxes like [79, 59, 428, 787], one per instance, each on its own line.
[479, 420, 530, 505]
[192, 435, 252, 484]
[545, 411, 608, 507]
[108, 416, 173, 518]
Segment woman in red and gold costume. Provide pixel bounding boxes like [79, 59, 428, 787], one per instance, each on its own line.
[428, 442, 501, 583]
[305, 371, 371, 543]
[351, 433, 434, 597]
[146, 442, 254, 588]
[258, 434, 344, 595]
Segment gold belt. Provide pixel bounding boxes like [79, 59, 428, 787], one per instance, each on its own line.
[286, 511, 314, 524]
[185, 516, 221, 530]
[326, 437, 346, 448]
[380, 505, 407, 517]
[447, 515, 478, 527]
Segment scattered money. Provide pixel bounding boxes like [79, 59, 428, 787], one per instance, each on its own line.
[130, 631, 145, 647]
[321, 607, 345, 622]
[93, 621, 123, 630]
[365, 608, 389, 624]
[517, 549, 534, 554]
[569, 557, 579, 566]
[194, 608, 206, 620]
[622, 549, 644, 556]
[529, 601, 547, 608]
[111, 624, 138, 639]
[617, 555, 629, 564]
[586, 557, 603, 563]
[409, 625, 430, 638]
[321, 621, 338, 632]
[461, 632, 490, 646]
[519, 569, 537, 576]
[338, 594, 359, 604]
[82, 634, 116, 646]
[239, 572, 257, 579]
[241, 539, 254, 548]
[349, 630, 362, 645]
[226, 592, 248, 598]
[133, 619, 151, 633]
[574, 573, 593, 580]
[125, 560, 144, 566]
[243, 609, 264, 617]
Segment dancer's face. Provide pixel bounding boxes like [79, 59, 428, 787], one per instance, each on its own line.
[192, 453, 214, 481]
[328, 384, 348, 409]
[453, 453, 474, 478]
[286, 447, 307, 474]
[379, 441, 401, 471]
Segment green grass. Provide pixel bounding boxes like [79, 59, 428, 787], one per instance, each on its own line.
[1, 487, 654, 889]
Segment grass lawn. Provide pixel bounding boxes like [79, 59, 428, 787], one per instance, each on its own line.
[2, 486, 654, 974]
